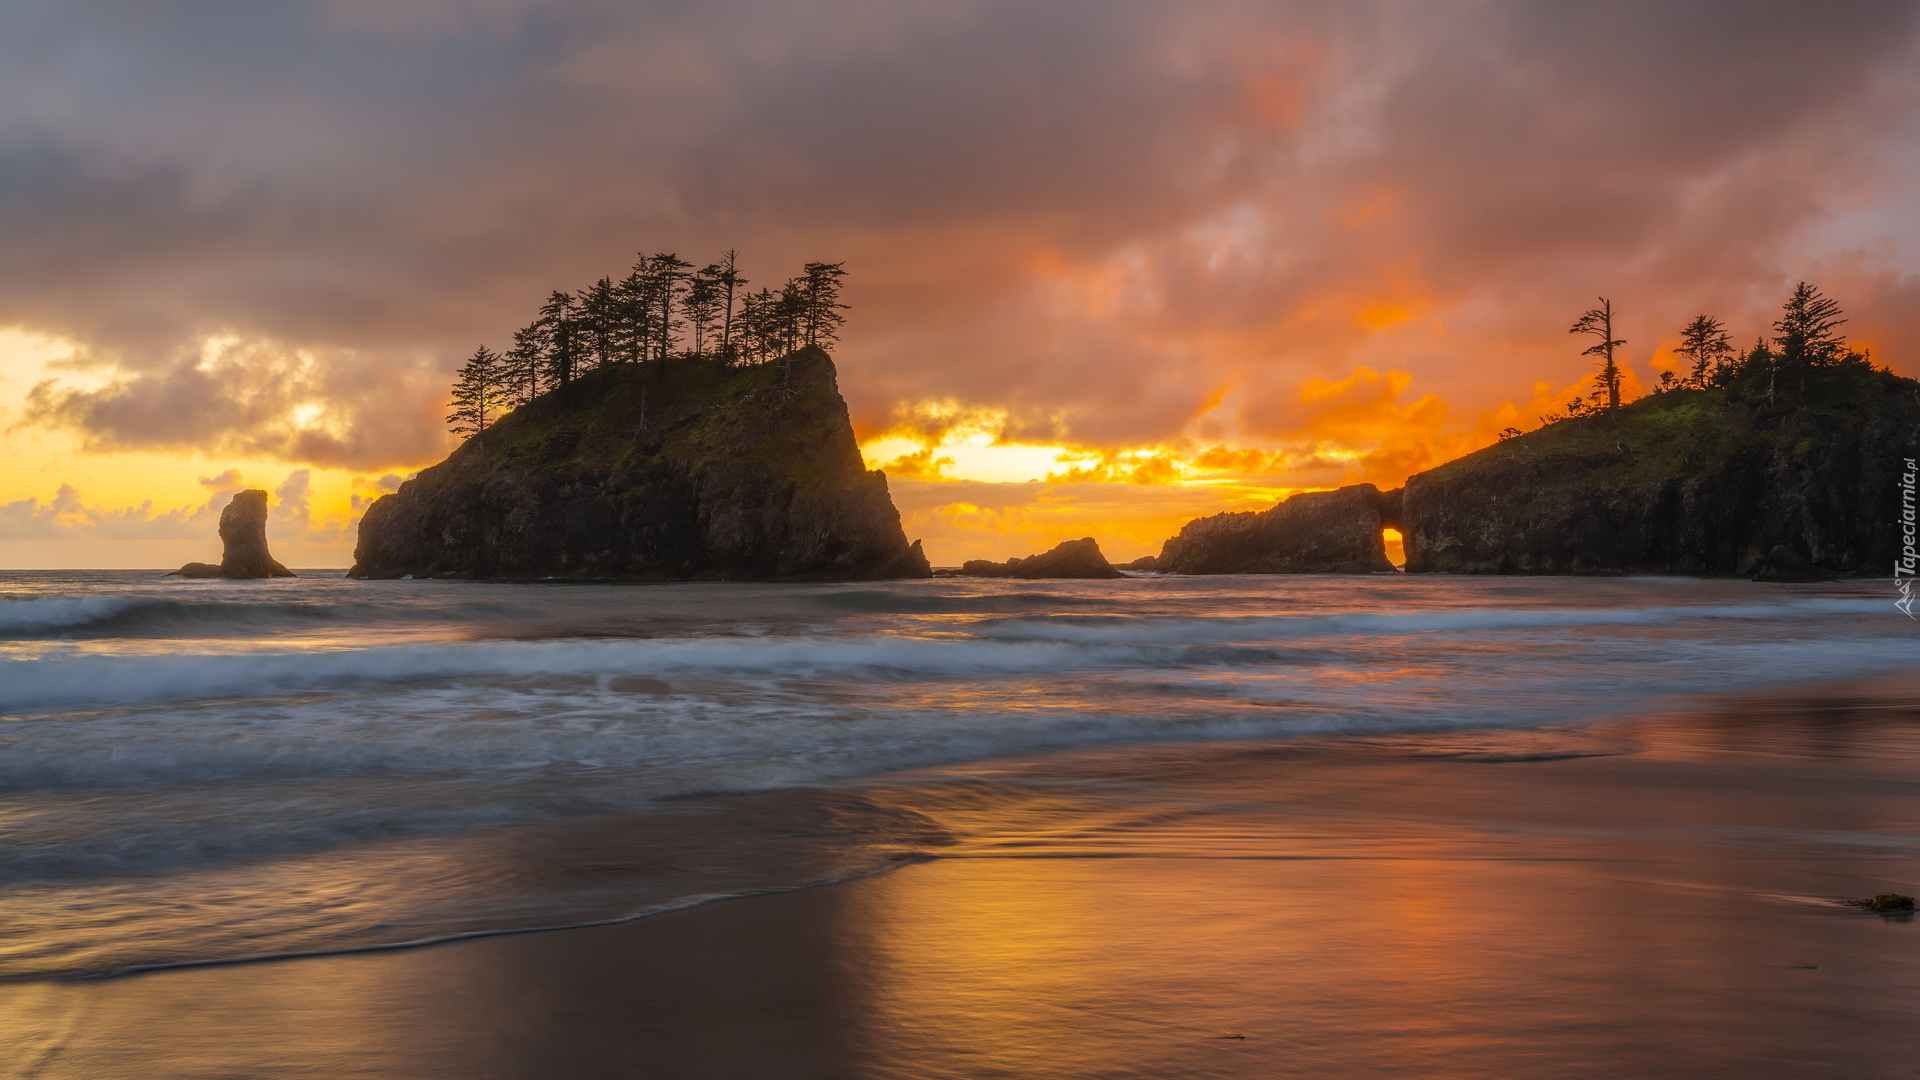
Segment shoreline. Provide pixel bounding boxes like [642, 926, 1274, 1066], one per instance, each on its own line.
[7, 669, 1919, 1078]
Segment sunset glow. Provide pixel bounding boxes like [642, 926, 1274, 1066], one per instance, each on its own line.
[3, 4, 1917, 567]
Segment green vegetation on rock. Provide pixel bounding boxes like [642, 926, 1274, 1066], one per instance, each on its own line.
[350, 348, 929, 581]
[1402, 362, 1920, 576]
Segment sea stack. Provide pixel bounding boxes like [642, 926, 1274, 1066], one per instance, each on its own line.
[1143, 484, 1396, 574]
[941, 537, 1125, 579]
[172, 489, 296, 579]
[350, 348, 931, 581]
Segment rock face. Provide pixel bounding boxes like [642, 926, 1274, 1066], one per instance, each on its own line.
[350, 348, 931, 581]
[1401, 367, 1920, 576]
[942, 537, 1125, 579]
[171, 489, 295, 579]
[1147, 485, 1396, 574]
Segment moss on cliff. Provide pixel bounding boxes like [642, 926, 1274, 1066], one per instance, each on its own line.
[1403, 365, 1920, 576]
[351, 348, 931, 581]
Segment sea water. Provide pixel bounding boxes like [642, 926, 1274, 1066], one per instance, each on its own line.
[0, 569, 1910, 980]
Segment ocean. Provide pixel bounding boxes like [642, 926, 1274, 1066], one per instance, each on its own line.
[0, 569, 1911, 986]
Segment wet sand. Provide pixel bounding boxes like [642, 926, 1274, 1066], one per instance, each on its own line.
[6, 675, 1920, 1079]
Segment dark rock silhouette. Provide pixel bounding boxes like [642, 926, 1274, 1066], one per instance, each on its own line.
[942, 537, 1124, 579]
[1147, 485, 1395, 574]
[170, 490, 295, 579]
[351, 348, 930, 581]
[1400, 368, 1920, 576]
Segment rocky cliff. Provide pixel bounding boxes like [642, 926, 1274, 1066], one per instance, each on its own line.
[172, 489, 295, 579]
[350, 348, 931, 581]
[941, 537, 1125, 579]
[1402, 366, 1920, 576]
[1143, 484, 1396, 574]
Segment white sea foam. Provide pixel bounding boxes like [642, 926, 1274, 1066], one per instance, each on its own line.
[0, 596, 143, 633]
[969, 597, 1888, 644]
[1, 573, 1911, 926]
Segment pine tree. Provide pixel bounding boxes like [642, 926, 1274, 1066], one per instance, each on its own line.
[643, 253, 692, 361]
[612, 268, 656, 364]
[738, 287, 777, 362]
[447, 345, 507, 439]
[1773, 282, 1847, 376]
[684, 268, 722, 358]
[798, 261, 848, 349]
[1569, 298, 1626, 418]
[1675, 314, 1733, 389]
[537, 290, 583, 386]
[579, 277, 618, 370]
[713, 250, 747, 364]
[776, 279, 806, 355]
[503, 322, 546, 406]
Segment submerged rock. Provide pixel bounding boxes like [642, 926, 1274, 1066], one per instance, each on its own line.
[1149, 485, 1395, 574]
[170, 489, 295, 579]
[351, 348, 931, 581]
[1401, 367, 1920, 576]
[943, 537, 1124, 579]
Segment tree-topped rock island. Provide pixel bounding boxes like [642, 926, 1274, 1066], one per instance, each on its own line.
[351, 252, 929, 581]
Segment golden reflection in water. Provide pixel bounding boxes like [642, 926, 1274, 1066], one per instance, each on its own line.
[6, 732, 1920, 1080]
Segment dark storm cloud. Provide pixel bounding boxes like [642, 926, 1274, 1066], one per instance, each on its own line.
[2, 0, 1917, 468]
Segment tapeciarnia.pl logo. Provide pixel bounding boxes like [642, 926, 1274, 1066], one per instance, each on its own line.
[1899, 457, 1918, 619]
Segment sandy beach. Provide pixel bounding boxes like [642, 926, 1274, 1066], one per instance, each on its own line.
[7, 670, 1917, 1080]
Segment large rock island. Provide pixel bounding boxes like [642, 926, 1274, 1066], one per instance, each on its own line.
[1402, 365, 1920, 577]
[351, 348, 931, 581]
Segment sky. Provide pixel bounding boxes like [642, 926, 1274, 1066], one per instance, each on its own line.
[3, 0, 1919, 568]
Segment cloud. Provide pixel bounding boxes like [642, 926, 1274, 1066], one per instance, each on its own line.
[0, 471, 357, 543]
[0, 0, 1914, 490]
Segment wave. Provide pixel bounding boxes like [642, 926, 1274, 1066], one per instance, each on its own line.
[0, 634, 1298, 712]
[967, 597, 1888, 644]
[0, 594, 535, 640]
[0, 595, 368, 638]
[0, 596, 1893, 711]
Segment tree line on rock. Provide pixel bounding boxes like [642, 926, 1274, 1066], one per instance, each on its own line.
[448, 252, 848, 437]
[1508, 281, 1877, 437]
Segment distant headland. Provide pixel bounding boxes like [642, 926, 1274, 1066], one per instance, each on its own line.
[1129, 283, 1920, 580]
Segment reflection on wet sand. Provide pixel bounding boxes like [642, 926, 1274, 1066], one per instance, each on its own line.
[5, 678, 1919, 1079]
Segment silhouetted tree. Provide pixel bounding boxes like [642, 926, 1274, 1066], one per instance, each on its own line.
[579, 277, 619, 371]
[447, 248, 850, 415]
[1772, 282, 1849, 402]
[643, 253, 692, 361]
[611, 267, 656, 364]
[776, 279, 806, 354]
[1570, 297, 1626, 418]
[1675, 314, 1733, 389]
[797, 261, 848, 348]
[503, 322, 545, 406]
[537, 290, 583, 386]
[713, 250, 747, 363]
[447, 346, 508, 439]
[684, 267, 722, 357]
[737, 287, 781, 362]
